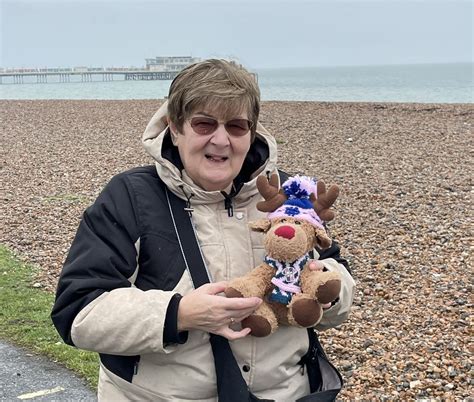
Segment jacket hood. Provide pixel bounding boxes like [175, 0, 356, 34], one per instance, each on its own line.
[142, 101, 278, 205]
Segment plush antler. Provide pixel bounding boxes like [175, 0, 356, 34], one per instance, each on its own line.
[310, 180, 340, 222]
[256, 174, 288, 212]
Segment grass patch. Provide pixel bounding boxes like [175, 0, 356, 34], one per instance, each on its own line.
[0, 244, 99, 389]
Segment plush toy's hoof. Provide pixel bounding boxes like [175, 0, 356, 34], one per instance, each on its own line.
[316, 279, 341, 304]
[242, 315, 272, 337]
[225, 287, 243, 298]
[291, 299, 322, 327]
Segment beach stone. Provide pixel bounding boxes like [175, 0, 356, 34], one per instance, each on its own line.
[410, 380, 422, 389]
[362, 339, 374, 348]
[444, 383, 455, 391]
[448, 367, 457, 377]
[341, 361, 352, 371]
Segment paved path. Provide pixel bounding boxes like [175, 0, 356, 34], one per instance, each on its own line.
[0, 340, 96, 401]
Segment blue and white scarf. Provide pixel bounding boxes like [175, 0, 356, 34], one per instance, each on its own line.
[264, 253, 310, 305]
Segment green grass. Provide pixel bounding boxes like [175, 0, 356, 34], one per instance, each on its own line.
[0, 244, 99, 389]
[42, 194, 89, 204]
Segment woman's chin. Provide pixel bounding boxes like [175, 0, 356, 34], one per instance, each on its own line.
[200, 176, 233, 192]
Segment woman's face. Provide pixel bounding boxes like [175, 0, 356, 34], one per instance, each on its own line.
[170, 110, 252, 192]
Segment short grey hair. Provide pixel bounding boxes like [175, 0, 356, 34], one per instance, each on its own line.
[167, 59, 260, 140]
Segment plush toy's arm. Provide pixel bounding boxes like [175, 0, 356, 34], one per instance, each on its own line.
[315, 258, 355, 330]
[226, 263, 275, 299]
[313, 242, 355, 330]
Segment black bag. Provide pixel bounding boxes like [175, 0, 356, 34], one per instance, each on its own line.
[165, 186, 343, 402]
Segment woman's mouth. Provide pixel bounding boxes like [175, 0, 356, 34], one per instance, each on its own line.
[205, 154, 229, 163]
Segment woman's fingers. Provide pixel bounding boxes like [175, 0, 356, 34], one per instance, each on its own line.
[178, 285, 261, 332]
[196, 281, 228, 295]
[221, 295, 262, 310]
[194, 282, 261, 310]
[218, 326, 252, 341]
[308, 260, 325, 271]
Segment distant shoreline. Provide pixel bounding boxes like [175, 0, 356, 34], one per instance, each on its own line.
[255, 61, 474, 70]
[1, 99, 472, 106]
[1, 63, 471, 103]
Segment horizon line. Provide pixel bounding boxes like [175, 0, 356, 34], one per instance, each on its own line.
[1, 60, 473, 70]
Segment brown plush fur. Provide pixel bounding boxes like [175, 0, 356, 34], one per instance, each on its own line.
[225, 217, 341, 337]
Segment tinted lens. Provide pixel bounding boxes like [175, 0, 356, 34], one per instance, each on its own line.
[190, 117, 219, 135]
[224, 119, 252, 136]
[190, 117, 252, 136]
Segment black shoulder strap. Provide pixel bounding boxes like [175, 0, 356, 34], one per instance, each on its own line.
[165, 187, 269, 402]
[277, 169, 289, 183]
[165, 186, 210, 288]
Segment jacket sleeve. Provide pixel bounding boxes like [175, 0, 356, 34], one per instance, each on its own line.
[51, 173, 180, 355]
[314, 242, 355, 331]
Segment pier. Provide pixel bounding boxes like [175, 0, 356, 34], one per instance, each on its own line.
[0, 69, 180, 85]
[0, 57, 256, 85]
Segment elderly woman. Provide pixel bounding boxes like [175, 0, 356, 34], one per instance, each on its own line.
[52, 59, 355, 401]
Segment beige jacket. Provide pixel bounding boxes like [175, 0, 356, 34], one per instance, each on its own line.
[70, 102, 355, 401]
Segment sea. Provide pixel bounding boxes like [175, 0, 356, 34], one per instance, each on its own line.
[1, 63, 472, 103]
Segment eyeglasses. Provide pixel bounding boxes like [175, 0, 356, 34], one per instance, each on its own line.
[190, 116, 253, 137]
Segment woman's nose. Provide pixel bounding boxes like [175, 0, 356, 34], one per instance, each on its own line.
[210, 124, 231, 146]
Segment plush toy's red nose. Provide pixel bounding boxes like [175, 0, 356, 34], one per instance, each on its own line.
[274, 225, 295, 239]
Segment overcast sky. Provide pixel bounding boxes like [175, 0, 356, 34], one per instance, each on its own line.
[2, 0, 472, 69]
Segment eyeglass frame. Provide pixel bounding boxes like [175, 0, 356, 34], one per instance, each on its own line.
[188, 115, 254, 137]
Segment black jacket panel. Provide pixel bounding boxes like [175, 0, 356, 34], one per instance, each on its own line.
[51, 166, 186, 346]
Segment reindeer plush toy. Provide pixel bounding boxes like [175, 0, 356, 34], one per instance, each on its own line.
[225, 174, 342, 337]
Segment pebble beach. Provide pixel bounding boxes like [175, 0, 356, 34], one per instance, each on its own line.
[1, 99, 472, 400]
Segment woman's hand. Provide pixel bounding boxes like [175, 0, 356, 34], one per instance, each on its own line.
[178, 281, 262, 340]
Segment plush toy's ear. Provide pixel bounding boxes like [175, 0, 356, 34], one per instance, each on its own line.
[249, 219, 272, 232]
[314, 228, 332, 250]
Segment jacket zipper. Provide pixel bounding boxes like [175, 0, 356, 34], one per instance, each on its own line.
[221, 191, 234, 217]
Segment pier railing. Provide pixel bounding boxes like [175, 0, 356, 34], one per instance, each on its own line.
[0, 70, 180, 84]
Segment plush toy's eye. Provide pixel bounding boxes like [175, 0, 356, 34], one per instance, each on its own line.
[280, 218, 287, 223]
[294, 220, 301, 225]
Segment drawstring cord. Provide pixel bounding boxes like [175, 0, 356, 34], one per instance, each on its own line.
[179, 186, 194, 217]
[179, 185, 238, 219]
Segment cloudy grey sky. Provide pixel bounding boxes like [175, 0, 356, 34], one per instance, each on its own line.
[2, 0, 472, 69]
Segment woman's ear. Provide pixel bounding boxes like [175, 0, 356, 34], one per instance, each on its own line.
[167, 118, 179, 146]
